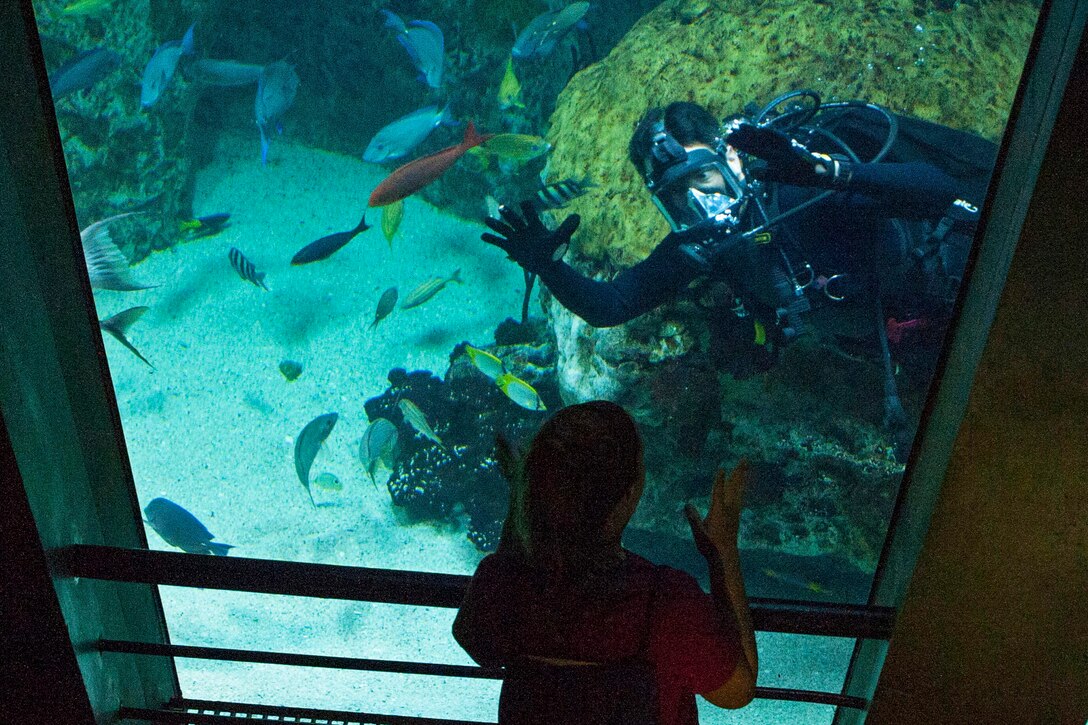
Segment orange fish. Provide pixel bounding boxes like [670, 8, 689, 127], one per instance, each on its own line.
[368, 121, 492, 207]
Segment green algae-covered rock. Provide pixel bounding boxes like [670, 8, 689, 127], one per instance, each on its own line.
[545, 0, 1038, 265]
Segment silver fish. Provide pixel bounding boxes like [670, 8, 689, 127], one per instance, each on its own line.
[398, 399, 444, 448]
[188, 58, 263, 86]
[359, 417, 399, 485]
[371, 287, 398, 329]
[512, 2, 590, 61]
[140, 22, 196, 107]
[363, 104, 449, 163]
[229, 247, 269, 290]
[294, 412, 338, 506]
[255, 60, 300, 164]
[81, 213, 154, 291]
[401, 269, 462, 309]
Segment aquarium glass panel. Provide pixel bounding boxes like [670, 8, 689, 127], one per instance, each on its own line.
[34, 0, 1041, 714]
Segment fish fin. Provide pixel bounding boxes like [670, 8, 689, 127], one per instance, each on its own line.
[181, 22, 196, 56]
[381, 8, 405, 32]
[81, 213, 153, 291]
[207, 542, 234, 556]
[354, 213, 370, 234]
[450, 268, 463, 284]
[100, 306, 154, 368]
[460, 121, 491, 150]
[257, 272, 270, 291]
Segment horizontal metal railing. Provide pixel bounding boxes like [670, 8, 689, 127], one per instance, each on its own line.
[54, 544, 882, 717]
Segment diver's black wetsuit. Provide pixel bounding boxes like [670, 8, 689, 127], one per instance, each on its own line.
[535, 162, 965, 331]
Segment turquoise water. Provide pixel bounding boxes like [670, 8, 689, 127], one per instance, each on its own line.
[34, 0, 1038, 720]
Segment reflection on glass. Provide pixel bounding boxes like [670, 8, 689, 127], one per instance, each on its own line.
[35, 0, 1037, 671]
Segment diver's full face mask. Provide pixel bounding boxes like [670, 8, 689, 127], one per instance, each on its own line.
[644, 126, 748, 233]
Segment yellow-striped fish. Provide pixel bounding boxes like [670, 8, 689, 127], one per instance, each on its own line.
[465, 345, 506, 380]
[762, 568, 827, 593]
[398, 399, 445, 448]
[62, 0, 112, 15]
[495, 373, 546, 411]
[381, 199, 403, 248]
[472, 134, 551, 162]
[498, 56, 525, 110]
[401, 269, 462, 309]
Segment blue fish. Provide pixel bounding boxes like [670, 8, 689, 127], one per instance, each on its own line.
[512, 2, 590, 61]
[255, 60, 300, 164]
[291, 214, 370, 265]
[140, 22, 196, 107]
[50, 47, 121, 100]
[363, 104, 451, 163]
[382, 9, 444, 89]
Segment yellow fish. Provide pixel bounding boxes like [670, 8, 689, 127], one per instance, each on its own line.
[381, 199, 403, 248]
[498, 56, 525, 110]
[495, 373, 546, 411]
[312, 472, 343, 492]
[465, 345, 506, 380]
[472, 134, 551, 162]
[62, 0, 112, 15]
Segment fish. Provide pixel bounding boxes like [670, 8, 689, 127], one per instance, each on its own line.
[464, 345, 506, 380]
[49, 47, 121, 100]
[61, 0, 112, 16]
[228, 247, 269, 290]
[473, 133, 551, 163]
[188, 58, 263, 86]
[279, 359, 303, 381]
[141, 22, 196, 108]
[381, 9, 444, 89]
[371, 287, 398, 329]
[401, 269, 462, 309]
[368, 122, 493, 207]
[495, 372, 547, 411]
[359, 417, 399, 485]
[364, 105, 450, 164]
[143, 497, 234, 555]
[312, 472, 343, 492]
[255, 60, 300, 164]
[512, 2, 591, 61]
[397, 399, 444, 448]
[381, 200, 404, 247]
[294, 412, 339, 506]
[291, 214, 370, 265]
[498, 55, 525, 110]
[179, 212, 231, 238]
[81, 213, 155, 291]
[762, 568, 828, 594]
[533, 175, 595, 210]
[99, 306, 153, 368]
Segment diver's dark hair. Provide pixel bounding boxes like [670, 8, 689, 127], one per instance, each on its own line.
[520, 401, 643, 582]
[628, 102, 723, 182]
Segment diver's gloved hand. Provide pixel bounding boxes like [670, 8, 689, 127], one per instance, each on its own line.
[727, 122, 854, 190]
[482, 200, 580, 274]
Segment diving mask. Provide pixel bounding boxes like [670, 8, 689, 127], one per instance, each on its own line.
[644, 128, 748, 232]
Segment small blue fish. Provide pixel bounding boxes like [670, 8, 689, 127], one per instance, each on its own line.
[512, 2, 590, 61]
[364, 104, 451, 164]
[140, 22, 196, 107]
[50, 47, 121, 100]
[255, 60, 300, 164]
[291, 214, 370, 265]
[382, 9, 444, 89]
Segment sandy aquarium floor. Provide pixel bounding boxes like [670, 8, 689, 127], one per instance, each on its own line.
[93, 134, 845, 724]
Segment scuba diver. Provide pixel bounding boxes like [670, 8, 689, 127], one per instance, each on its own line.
[482, 92, 991, 447]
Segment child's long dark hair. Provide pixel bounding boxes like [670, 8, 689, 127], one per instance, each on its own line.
[517, 401, 643, 589]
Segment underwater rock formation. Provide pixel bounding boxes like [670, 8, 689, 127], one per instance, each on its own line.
[365, 319, 558, 551]
[538, 0, 1038, 572]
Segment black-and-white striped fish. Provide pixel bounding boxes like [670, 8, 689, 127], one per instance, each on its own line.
[533, 175, 595, 210]
[228, 247, 269, 290]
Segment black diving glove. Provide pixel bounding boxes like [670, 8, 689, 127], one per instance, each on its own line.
[727, 122, 854, 190]
[482, 200, 580, 274]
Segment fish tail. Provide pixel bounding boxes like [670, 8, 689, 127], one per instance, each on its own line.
[181, 22, 197, 56]
[354, 212, 370, 234]
[450, 268, 463, 284]
[207, 542, 234, 556]
[461, 121, 490, 150]
[257, 271, 269, 291]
